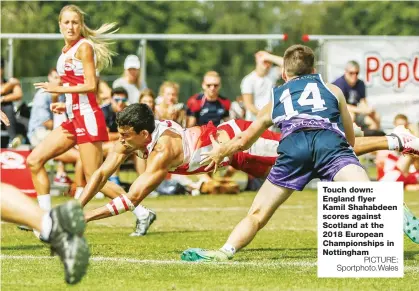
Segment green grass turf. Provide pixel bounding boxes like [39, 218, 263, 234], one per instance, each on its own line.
[1, 190, 418, 290]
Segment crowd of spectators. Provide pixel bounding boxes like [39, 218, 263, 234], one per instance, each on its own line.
[1, 52, 418, 195]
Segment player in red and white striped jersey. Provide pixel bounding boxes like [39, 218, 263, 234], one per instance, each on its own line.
[28, 5, 127, 216]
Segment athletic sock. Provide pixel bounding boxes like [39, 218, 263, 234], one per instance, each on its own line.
[386, 135, 400, 151]
[37, 194, 51, 211]
[220, 243, 236, 258]
[74, 187, 84, 199]
[133, 205, 150, 220]
[40, 212, 53, 240]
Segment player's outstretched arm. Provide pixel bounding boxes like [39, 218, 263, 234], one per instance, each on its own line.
[327, 84, 355, 147]
[84, 146, 172, 222]
[201, 102, 274, 171]
[79, 142, 131, 207]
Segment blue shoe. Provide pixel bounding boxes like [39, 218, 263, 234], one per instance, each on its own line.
[404, 204, 419, 244]
[108, 176, 121, 186]
[181, 248, 231, 262]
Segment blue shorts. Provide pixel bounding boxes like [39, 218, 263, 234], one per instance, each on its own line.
[267, 130, 362, 191]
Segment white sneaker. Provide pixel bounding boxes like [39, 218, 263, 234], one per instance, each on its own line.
[388, 126, 417, 153]
[94, 192, 105, 199]
[148, 191, 159, 198]
[403, 138, 419, 157]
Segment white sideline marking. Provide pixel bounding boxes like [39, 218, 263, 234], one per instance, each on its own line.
[1, 255, 418, 272]
[0, 254, 314, 267]
[150, 205, 309, 213]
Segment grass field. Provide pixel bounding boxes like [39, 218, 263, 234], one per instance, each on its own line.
[1, 189, 418, 290]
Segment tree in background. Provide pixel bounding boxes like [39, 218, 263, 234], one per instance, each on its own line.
[1, 1, 418, 102]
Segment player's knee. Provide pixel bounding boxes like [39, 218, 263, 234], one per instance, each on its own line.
[84, 171, 93, 182]
[248, 208, 270, 230]
[26, 152, 45, 171]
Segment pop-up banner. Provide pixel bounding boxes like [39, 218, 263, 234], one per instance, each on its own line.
[323, 40, 419, 129]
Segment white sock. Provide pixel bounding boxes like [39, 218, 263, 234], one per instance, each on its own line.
[220, 243, 236, 257]
[37, 194, 51, 211]
[94, 192, 105, 199]
[40, 212, 52, 240]
[386, 135, 400, 151]
[133, 205, 150, 220]
[74, 187, 84, 199]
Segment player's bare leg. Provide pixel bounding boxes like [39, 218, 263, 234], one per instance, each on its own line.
[354, 136, 389, 156]
[1, 183, 90, 284]
[333, 164, 370, 181]
[396, 155, 414, 174]
[83, 168, 160, 241]
[27, 126, 76, 211]
[76, 148, 156, 237]
[181, 180, 294, 262]
[354, 132, 419, 156]
[78, 142, 156, 235]
[1, 184, 45, 230]
[225, 181, 293, 250]
[54, 147, 85, 196]
[128, 155, 157, 238]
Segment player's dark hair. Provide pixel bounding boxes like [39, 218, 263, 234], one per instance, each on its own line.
[116, 103, 155, 134]
[112, 87, 128, 97]
[283, 45, 314, 77]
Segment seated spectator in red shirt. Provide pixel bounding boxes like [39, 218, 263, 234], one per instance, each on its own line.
[186, 71, 231, 127]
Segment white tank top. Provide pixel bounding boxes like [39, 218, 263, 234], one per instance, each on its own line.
[137, 120, 190, 171]
[56, 38, 99, 118]
[57, 38, 98, 78]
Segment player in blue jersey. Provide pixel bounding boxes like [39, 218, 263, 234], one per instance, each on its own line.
[180, 44, 379, 262]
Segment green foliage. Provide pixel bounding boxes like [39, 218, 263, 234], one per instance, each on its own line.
[1, 1, 418, 101]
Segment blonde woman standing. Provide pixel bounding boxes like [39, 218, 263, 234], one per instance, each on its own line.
[30, 5, 120, 211]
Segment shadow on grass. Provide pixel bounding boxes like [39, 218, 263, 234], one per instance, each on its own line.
[242, 248, 317, 252]
[404, 250, 419, 261]
[1, 245, 45, 251]
[145, 230, 214, 236]
[242, 248, 317, 259]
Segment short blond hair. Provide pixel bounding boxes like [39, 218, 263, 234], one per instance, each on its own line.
[283, 45, 314, 77]
[158, 81, 179, 96]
